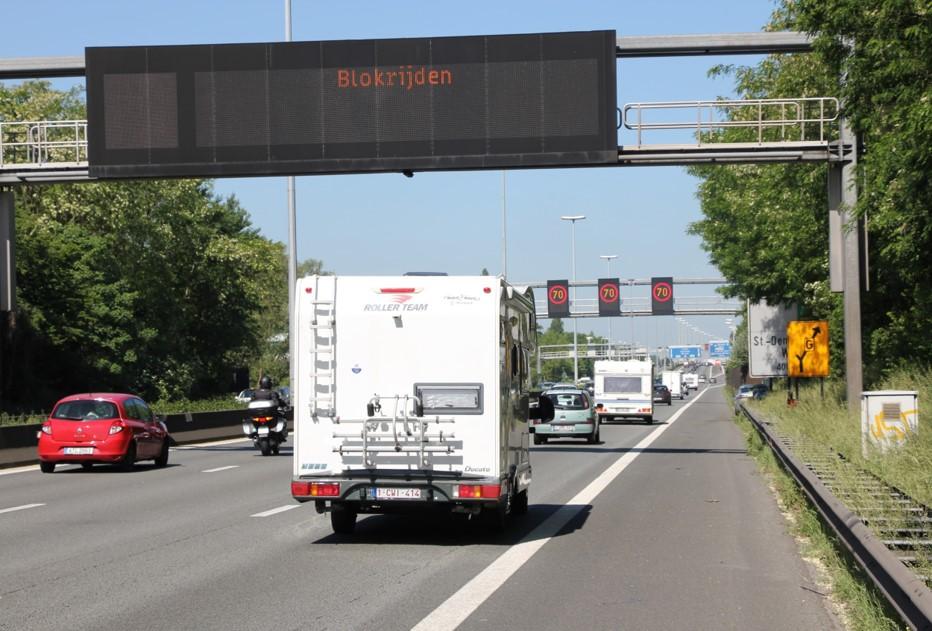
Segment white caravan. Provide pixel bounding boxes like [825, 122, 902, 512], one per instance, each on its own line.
[290, 275, 536, 534]
[593, 359, 654, 423]
[662, 370, 686, 400]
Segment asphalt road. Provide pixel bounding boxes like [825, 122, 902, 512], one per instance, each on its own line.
[0, 385, 840, 631]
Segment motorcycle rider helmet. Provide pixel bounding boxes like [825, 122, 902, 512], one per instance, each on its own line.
[259, 375, 272, 390]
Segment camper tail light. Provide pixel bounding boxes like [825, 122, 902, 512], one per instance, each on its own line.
[292, 481, 340, 497]
[453, 484, 501, 499]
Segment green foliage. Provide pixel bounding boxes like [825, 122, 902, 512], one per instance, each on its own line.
[535, 319, 604, 383]
[688, 1, 932, 385]
[0, 80, 329, 407]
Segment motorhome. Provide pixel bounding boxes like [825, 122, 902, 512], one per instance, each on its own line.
[593, 359, 654, 423]
[662, 370, 686, 400]
[290, 275, 536, 534]
[682, 373, 699, 392]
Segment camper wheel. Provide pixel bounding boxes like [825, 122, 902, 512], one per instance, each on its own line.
[330, 504, 357, 534]
[513, 489, 528, 515]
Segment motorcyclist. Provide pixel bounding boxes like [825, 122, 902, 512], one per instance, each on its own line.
[251, 375, 282, 406]
[250, 376, 287, 439]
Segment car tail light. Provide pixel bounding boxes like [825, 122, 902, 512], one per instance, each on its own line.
[109, 422, 125, 435]
[40, 423, 52, 436]
[255, 416, 273, 423]
[639, 407, 651, 413]
[454, 484, 501, 499]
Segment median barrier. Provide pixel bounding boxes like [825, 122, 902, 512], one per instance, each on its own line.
[0, 408, 293, 468]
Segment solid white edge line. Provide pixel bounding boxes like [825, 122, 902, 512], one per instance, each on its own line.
[411, 386, 720, 631]
[0, 437, 253, 477]
[251, 504, 300, 518]
[175, 437, 251, 449]
[201, 465, 240, 473]
[0, 503, 45, 515]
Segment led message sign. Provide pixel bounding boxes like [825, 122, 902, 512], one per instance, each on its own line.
[86, 31, 617, 178]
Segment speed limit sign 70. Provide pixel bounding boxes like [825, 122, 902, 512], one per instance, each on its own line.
[547, 280, 570, 318]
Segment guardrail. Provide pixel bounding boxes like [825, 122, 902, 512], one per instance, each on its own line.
[739, 402, 932, 630]
[0, 119, 88, 169]
[623, 97, 839, 148]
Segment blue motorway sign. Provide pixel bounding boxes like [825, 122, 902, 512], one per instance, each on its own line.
[670, 345, 701, 359]
[708, 341, 732, 358]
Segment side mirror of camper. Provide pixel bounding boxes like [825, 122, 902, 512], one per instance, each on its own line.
[414, 400, 424, 417]
[538, 396, 555, 423]
[366, 403, 375, 417]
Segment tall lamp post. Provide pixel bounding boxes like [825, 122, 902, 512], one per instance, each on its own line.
[561, 215, 586, 382]
[599, 254, 617, 358]
[285, 0, 298, 394]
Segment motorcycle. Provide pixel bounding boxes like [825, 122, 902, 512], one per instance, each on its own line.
[242, 399, 288, 456]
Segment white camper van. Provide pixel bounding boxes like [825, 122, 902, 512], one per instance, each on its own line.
[290, 275, 536, 534]
[661, 370, 685, 400]
[593, 359, 654, 423]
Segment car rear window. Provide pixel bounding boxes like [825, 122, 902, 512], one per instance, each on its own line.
[52, 400, 119, 421]
[546, 393, 589, 410]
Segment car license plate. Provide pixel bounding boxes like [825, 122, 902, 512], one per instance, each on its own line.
[63, 447, 94, 455]
[557, 424, 576, 431]
[369, 487, 421, 500]
[257, 426, 270, 436]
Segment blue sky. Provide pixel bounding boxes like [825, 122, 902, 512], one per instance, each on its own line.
[0, 0, 784, 348]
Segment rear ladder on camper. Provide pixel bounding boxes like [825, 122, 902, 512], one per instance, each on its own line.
[308, 277, 336, 419]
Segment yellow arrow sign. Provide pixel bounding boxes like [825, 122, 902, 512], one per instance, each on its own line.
[787, 320, 829, 377]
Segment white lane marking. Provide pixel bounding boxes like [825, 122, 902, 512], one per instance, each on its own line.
[175, 437, 251, 449]
[412, 386, 719, 631]
[0, 437, 253, 477]
[0, 503, 45, 515]
[201, 465, 240, 473]
[251, 504, 300, 518]
[0, 464, 40, 476]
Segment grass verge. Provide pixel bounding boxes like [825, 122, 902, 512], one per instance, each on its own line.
[0, 396, 247, 427]
[733, 403, 905, 631]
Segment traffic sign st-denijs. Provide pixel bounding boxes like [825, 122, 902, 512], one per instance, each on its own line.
[651, 277, 674, 315]
[85, 31, 617, 179]
[787, 320, 829, 377]
[597, 277, 620, 316]
[547, 280, 570, 318]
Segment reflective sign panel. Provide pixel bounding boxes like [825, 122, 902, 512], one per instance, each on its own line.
[547, 280, 570, 319]
[787, 320, 829, 377]
[86, 31, 617, 178]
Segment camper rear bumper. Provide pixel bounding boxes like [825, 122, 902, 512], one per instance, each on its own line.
[292, 473, 524, 515]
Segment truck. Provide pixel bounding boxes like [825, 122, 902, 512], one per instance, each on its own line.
[290, 275, 537, 534]
[661, 370, 686, 400]
[593, 359, 654, 424]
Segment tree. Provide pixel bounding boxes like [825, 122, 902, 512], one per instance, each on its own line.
[686, 0, 932, 384]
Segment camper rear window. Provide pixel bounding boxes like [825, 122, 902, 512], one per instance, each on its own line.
[604, 376, 643, 393]
[415, 384, 483, 415]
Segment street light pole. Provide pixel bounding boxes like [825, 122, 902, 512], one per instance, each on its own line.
[285, 0, 298, 395]
[561, 215, 586, 383]
[599, 254, 617, 358]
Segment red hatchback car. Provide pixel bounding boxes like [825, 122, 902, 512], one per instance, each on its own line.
[37, 393, 171, 473]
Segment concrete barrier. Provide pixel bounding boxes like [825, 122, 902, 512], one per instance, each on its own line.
[0, 408, 293, 468]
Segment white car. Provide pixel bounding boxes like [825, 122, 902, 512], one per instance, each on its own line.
[235, 389, 255, 404]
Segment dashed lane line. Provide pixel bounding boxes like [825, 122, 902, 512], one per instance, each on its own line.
[0, 503, 45, 515]
[411, 386, 721, 631]
[251, 504, 300, 518]
[201, 465, 240, 473]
